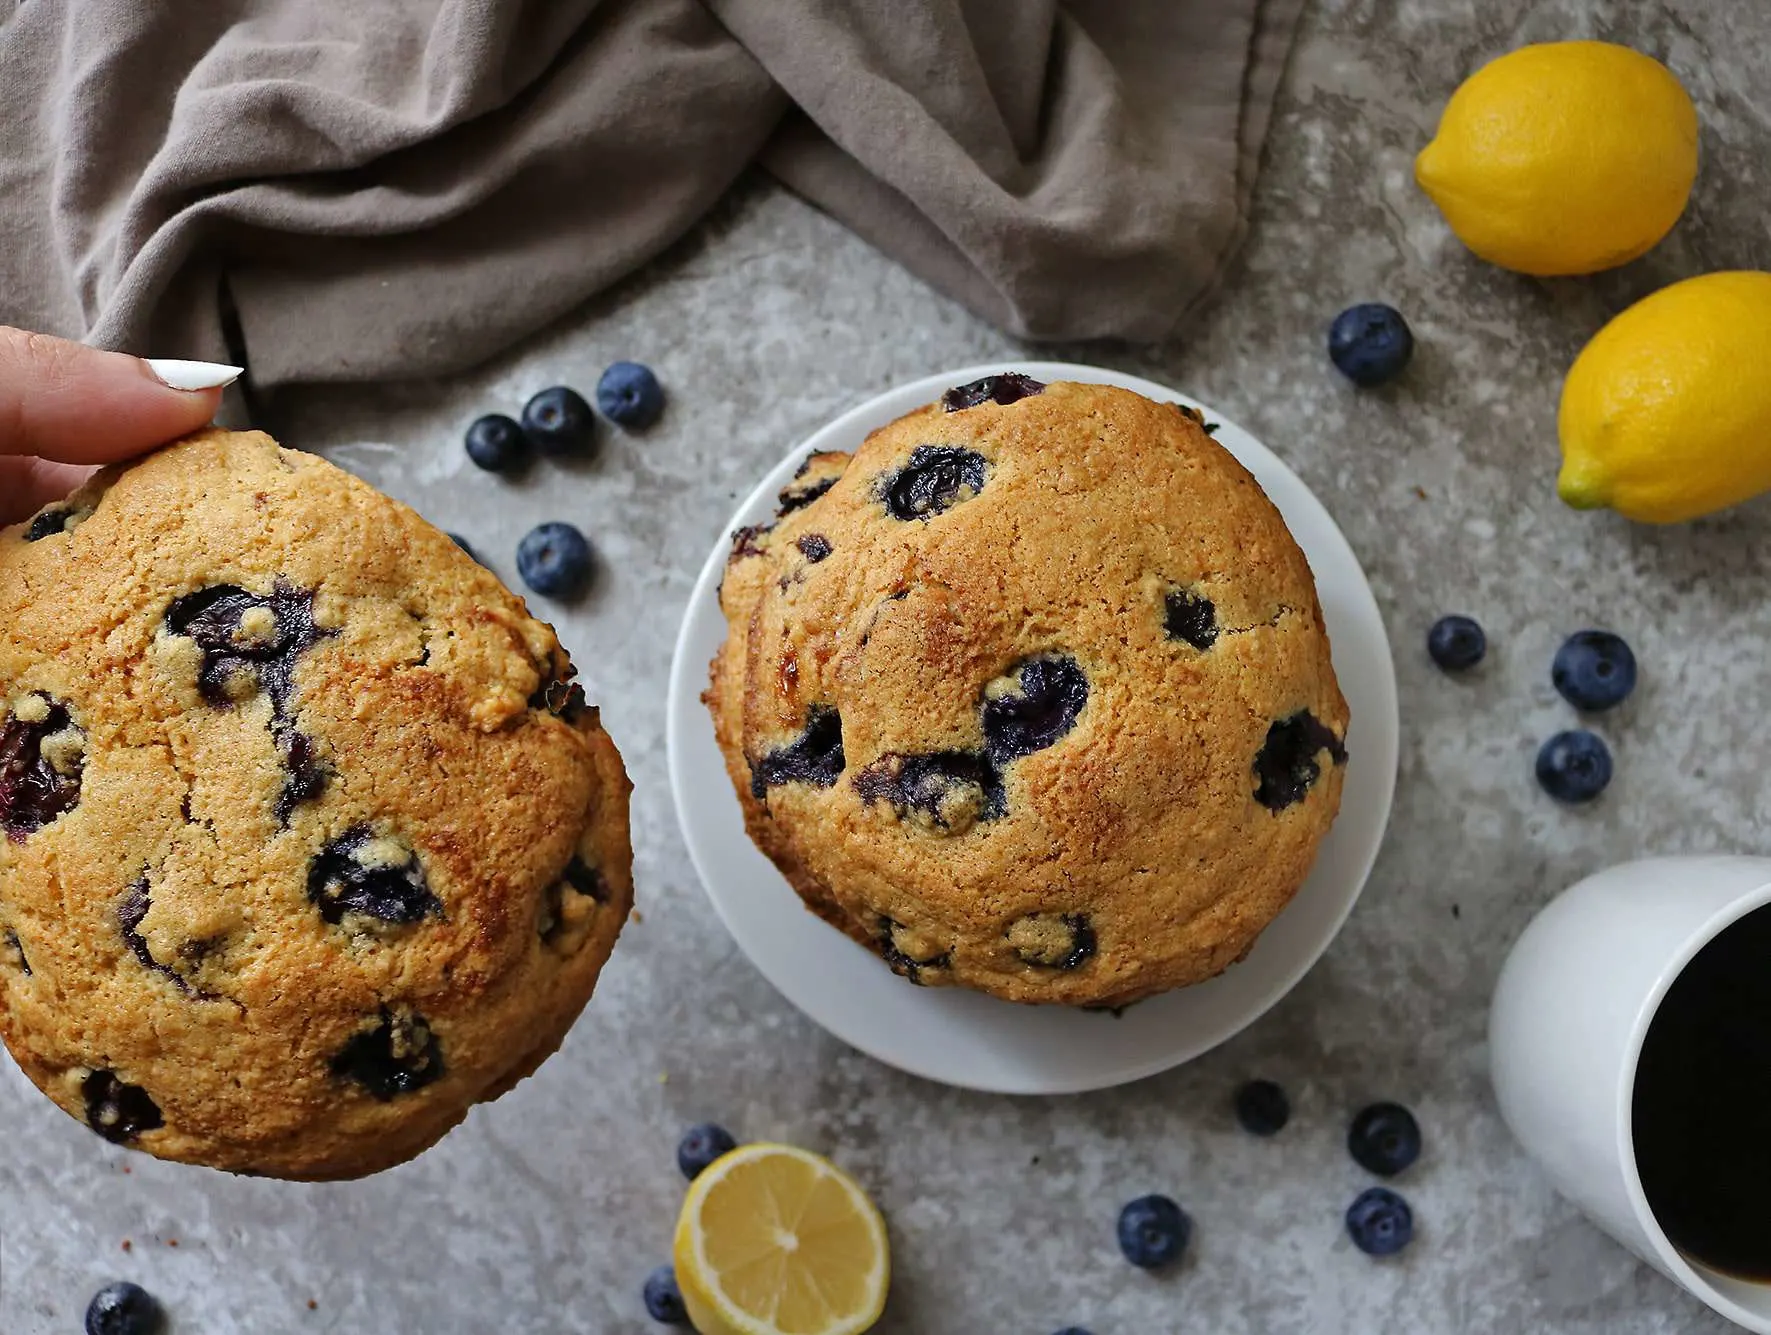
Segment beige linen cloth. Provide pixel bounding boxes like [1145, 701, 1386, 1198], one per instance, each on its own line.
[0, 0, 1303, 387]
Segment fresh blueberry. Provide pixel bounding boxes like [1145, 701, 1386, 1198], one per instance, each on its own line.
[464, 414, 528, 472]
[1348, 1102, 1422, 1176]
[1252, 711, 1347, 811]
[643, 1265, 688, 1324]
[1552, 630, 1636, 711]
[1345, 1187, 1414, 1257]
[521, 386, 597, 455]
[1427, 615, 1485, 671]
[597, 361, 665, 429]
[1328, 303, 1414, 387]
[1536, 729, 1613, 803]
[677, 1123, 738, 1180]
[84, 1281, 164, 1335]
[1116, 1194, 1191, 1269]
[516, 522, 594, 598]
[1234, 1079, 1291, 1136]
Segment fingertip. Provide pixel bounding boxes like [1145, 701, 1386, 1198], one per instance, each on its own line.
[0, 329, 233, 463]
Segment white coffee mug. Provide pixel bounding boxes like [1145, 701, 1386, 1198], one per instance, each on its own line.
[1490, 854, 1771, 1332]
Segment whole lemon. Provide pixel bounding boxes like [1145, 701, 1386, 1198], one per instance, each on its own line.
[1416, 41, 1698, 275]
[1559, 271, 1771, 524]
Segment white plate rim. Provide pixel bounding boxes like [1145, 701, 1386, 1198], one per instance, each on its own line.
[665, 361, 1398, 1095]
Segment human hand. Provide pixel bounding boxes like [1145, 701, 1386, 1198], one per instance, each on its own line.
[1, 328, 241, 526]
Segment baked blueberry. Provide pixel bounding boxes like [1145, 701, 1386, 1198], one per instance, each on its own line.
[877, 917, 951, 984]
[331, 1009, 444, 1099]
[597, 361, 665, 430]
[307, 826, 440, 925]
[540, 856, 606, 942]
[1164, 588, 1219, 650]
[796, 533, 834, 563]
[273, 728, 328, 823]
[82, 1070, 164, 1144]
[84, 1281, 164, 1335]
[729, 523, 774, 559]
[1427, 615, 1486, 671]
[941, 372, 1046, 411]
[854, 751, 1004, 834]
[464, 413, 528, 472]
[531, 675, 589, 723]
[1117, 1194, 1191, 1269]
[162, 581, 329, 710]
[643, 1265, 688, 1324]
[750, 705, 845, 797]
[3, 928, 30, 975]
[1252, 711, 1346, 811]
[1536, 729, 1613, 803]
[516, 522, 594, 598]
[520, 386, 596, 455]
[0, 693, 85, 840]
[1234, 1079, 1290, 1136]
[777, 471, 838, 516]
[881, 445, 989, 521]
[1006, 913, 1096, 970]
[1348, 1102, 1422, 1176]
[1552, 630, 1636, 711]
[25, 505, 78, 541]
[1346, 1187, 1414, 1256]
[982, 654, 1089, 763]
[117, 880, 188, 993]
[677, 1123, 738, 1180]
[1328, 303, 1414, 387]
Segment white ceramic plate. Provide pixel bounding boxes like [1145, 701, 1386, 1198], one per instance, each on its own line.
[665, 362, 1398, 1095]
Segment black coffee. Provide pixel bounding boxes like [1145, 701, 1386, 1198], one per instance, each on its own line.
[1633, 902, 1771, 1281]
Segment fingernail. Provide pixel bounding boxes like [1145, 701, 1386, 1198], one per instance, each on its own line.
[144, 358, 244, 392]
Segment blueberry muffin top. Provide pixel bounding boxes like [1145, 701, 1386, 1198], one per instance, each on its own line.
[706, 378, 1347, 1008]
[0, 430, 632, 1179]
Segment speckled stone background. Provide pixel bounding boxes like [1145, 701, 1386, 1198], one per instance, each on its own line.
[7, 0, 1771, 1330]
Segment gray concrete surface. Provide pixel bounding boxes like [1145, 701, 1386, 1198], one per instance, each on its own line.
[7, 0, 1771, 1330]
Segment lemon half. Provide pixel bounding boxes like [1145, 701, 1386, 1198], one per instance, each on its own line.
[673, 1143, 890, 1335]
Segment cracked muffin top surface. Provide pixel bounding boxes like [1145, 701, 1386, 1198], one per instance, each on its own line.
[0, 429, 632, 1179]
[707, 377, 1347, 1007]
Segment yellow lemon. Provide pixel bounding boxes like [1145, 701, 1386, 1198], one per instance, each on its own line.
[1415, 41, 1697, 275]
[673, 1142, 890, 1335]
[1558, 271, 1771, 523]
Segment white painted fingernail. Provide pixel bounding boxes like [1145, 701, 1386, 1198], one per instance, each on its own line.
[145, 358, 244, 391]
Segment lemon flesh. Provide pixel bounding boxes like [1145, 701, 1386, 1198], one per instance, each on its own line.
[1558, 271, 1771, 524]
[1416, 40, 1697, 275]
[674, 1143, 890, 1335]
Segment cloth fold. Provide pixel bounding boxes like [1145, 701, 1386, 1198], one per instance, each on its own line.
[0, 0, 1303, 387]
